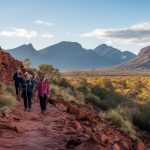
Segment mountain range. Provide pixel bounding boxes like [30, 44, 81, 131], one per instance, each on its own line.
[6, 41, 136, 70]
[116, 45, 150, 70]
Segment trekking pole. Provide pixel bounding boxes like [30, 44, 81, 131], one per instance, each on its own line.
[25, 83, 28, 111]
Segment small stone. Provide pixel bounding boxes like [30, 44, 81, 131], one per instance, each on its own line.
[99, 133, 108, 143]
[136, 141, 145, 150]
[70, 121, 82, 130]
[15, 125, 26, 133]
[120, 141, 130, 150]
[113, 143, 121, 150]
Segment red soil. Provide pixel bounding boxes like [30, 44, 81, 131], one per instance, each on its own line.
[0, 100, 147, 150]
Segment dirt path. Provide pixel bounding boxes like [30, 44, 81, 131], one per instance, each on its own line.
[0, 102, 87, 150]
[0, 101, 149, 150]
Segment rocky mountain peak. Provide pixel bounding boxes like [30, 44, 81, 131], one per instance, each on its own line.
[138, 45, 150, 57]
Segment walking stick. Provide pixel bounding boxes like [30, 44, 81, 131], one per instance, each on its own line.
[25, 81, 28, 111]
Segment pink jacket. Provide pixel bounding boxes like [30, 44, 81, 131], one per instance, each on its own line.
[35, 80, 50, 97]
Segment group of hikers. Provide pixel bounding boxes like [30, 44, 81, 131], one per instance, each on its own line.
[13, 69, 50, 114]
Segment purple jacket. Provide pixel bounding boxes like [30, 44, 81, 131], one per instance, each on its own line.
[35, 80, 50, 97]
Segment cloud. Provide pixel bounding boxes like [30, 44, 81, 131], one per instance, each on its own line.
[41, 33, 53, 38]
[81, 22, 150, 45]
[0, 27, 37, 38]
[34, 20, 55, 26]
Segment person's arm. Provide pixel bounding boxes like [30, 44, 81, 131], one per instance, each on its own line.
[21, 79, 25, 91]
[13, 73, 16, 81]
[35, 81, 39, 93]
[47, 83, 50, 97]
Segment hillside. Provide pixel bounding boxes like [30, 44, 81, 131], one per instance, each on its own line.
[116, 45, 150, 70]
[0, 47, 23, 82]
[6, 42, 136, 70]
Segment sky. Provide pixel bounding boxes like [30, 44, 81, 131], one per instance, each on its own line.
[0, 0, 150, 54]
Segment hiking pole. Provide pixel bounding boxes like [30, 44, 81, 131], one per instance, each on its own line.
[25, 83, 28, 111]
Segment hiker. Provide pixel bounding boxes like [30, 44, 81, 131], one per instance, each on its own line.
[13, 69, 23, 100]
[31, 72, 38, 103]
[22, 72, 34, 112]
[35, 75, 50, 114]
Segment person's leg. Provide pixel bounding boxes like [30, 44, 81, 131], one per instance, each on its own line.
[43, 94, 47, 113]
[18, 85, 22, 100]
[22, 92, 27, 111]
[39, 96, 43, 112]
[28, 92, 32, 111]
[15, 85, 19, 98]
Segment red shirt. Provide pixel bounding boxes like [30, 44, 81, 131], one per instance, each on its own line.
[36, 80, 50, 97]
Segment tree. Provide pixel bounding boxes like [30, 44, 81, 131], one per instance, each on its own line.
[23, 58, 31, 69]
[27, 67, 38, 75]
[38, 64, 54, 77]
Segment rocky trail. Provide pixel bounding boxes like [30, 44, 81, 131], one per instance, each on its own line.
[0, 100, 147, 150]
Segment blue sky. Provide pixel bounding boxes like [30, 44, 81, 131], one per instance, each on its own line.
[0, 0, 150, 54]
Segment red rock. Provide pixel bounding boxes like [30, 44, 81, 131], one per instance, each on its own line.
[75, 135, 108, 150]
[76, 110, 87, 120]
[99, 133, 108, 143]
[0, 124, 26, 133]
[0, 48, 23, 83]
[113, 143, 121, 150]
[70, 121, 82, 130]
[67, 104, 79, 114]
[119, 141, 130, 150]
[136, 141, 145, 150]
[14, 125, 26, 133]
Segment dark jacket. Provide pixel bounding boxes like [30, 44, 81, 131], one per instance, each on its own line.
[13, 72, 22, 86]
[22, 78, 34, 93]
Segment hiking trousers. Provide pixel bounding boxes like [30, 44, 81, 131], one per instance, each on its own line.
[39, 95, 47, 111]
[15, 84, 19, 96]
[22, 91, 32, 109]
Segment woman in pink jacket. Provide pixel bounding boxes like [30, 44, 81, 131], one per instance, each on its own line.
[36, 75, 50, 114]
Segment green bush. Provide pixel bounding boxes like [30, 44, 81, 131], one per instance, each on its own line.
[85, 93, 101, 106]
[72, 89, 85, 101]
[6, 85, 16, 95]
[91, 85, 106, 99]
[107, 110, 133, 135]
[132, 113, 150, 132]
[0, 106, 11, 116]
[59, 78, 73, 89]
[0, 95, 16, 108]
[0, 82, 6, 92]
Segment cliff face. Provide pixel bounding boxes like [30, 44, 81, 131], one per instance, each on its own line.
[0, 47, 23, 83]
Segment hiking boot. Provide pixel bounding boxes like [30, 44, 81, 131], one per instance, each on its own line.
[42, 111, 47, 114]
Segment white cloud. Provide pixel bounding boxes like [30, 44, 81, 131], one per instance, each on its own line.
[41, 33, 53, 38]
[0, 27, 37, 38]
[34, 20, 55, 26]
[81, 22, 150, 45]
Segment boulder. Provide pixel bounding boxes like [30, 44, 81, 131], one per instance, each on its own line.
[113, 143, 120, 150]
[136, 141, 145, 150]
[69, 121, 82, 130]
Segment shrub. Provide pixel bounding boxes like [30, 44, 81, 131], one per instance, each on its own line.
[72, 89, 85, 101]
[132, 113, 150, 132]
[6, 85, 16, 95]
[0, 106, 11, 116]
[91, 84, 106, 99]
[59, 78, 73, 89]
[0, 95, 16, 108]
[0, 82, 6, 93]
[107, 110, 133, 135]
[85, 93, 101, 106]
